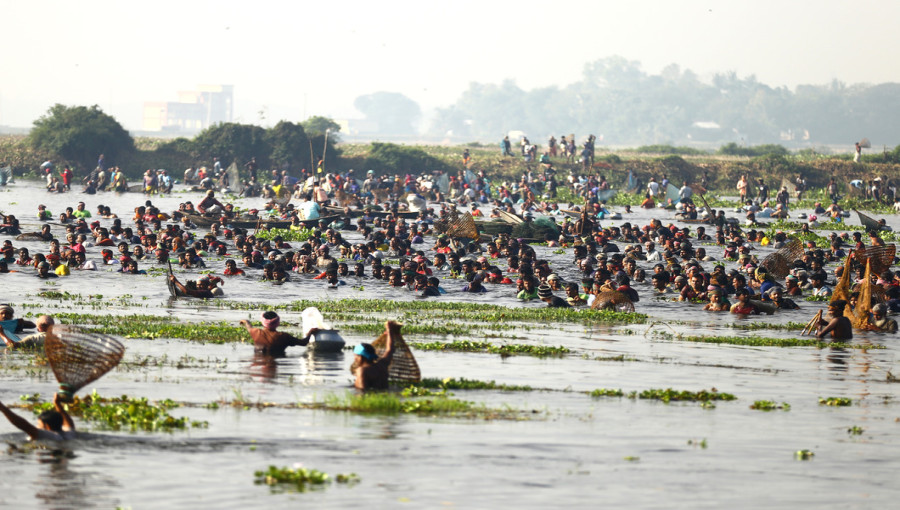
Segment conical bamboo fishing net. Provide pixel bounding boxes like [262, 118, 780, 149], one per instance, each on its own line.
[44, 325, 125, 401]
[591, 291, 635, 312]
[760, 239, 804, 279]
[830, 252, 854, 304]
[444, 212, 479, 240]
[854, 244, 895, 275]
[334, 188, 354, 207]
[781, 178, 797, 195]
[373, 189, 390, 202]
[847, 259, 874, 329]
[855, 209, 883, 233]
[349, 332, 421, 383]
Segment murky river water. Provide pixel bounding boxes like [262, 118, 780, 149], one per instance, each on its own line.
[0, 181, 899, 508]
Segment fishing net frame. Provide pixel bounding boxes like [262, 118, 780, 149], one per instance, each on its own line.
[44, 325, 126, 401]
[855, 209, 884, 233]
[760, 239, 804, 280]
[591, 291, 635, 313]
[349, 331, 421, 383]
[854, 244, 895, 275]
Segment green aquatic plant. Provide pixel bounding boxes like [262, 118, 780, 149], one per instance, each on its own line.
[819, 397, 852, 406]
[848, 425, 864, 435]
[590, 388, 624, 398]
[409, 340, 569, 357]
[795, 449, 815, 460]
[750, 400, 791, 411]
[319, 392, 474, 415]
[415, 378, 534, 392]
[727, 322, 808, 331]
[209, 298, 648, 325]
[253, 227, 316, 243]
[630, 388, 736, 403]
[254, 465, 358, 493]
[49, 313, 249, 343]
[30, 391, 207, 432]
[670, 333, 883, 350]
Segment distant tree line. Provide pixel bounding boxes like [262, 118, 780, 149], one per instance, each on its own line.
[427, 56, 900, 147]
[23, 104, 341, 177]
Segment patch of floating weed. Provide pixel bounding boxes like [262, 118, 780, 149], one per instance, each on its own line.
[254, 465, 358, 493]
[795, 449, 815, 460]
[409, 340, 569, 357]
[416, 377, 534, 392]
[29, 391, 207, 432]
[848, 425, 864, 435]
[671, 333, 883, 350]
[750, 400, 791, 411]
[590, 388, 624, 398]
[687, 438, 708, 449]
[819, 397, 852, 406]
[630, 388, 736, 403]
[319, 392, 473, 415]
[727, 322, 808, 331]
[211, 298, 648, 325]
[49, 313, 248, 343]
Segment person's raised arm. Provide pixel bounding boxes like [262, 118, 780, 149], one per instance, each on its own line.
[0, 399, 42, 440]
[382, 321, 401, 364]
[239, 319, 254, 332]
[54, 393, 75, 432]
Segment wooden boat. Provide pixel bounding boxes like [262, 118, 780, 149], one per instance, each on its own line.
[323, 205, 419, 220]
[179, 212, 339, 230]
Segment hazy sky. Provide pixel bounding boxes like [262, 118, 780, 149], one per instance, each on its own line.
[2, 0, 897, 131]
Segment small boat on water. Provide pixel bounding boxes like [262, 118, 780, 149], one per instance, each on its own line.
[177, 212, 339, 230]
[323, 206, 420, 220]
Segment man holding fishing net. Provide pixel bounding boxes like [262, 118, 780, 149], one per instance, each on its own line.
[353, 321, 401, 390]
[0, 393, 76, 441]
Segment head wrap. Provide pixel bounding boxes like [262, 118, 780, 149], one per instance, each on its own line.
[354, 343, 378, 362]
[261, 312, 280, 331]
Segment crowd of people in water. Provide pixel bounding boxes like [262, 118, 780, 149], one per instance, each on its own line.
[3, 148, 900, 439]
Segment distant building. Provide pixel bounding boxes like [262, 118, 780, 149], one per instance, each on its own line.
[143, 85, 233, 133]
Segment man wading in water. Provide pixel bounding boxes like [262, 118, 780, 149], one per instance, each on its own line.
[353, 321, 400, 390]
[0, 393, 76, 441]
[816, 300, 853, 341]
[239, 311, 314, 357]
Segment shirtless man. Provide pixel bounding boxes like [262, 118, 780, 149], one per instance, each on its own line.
[816, 300, 853, 341]
[0, 393, 76, 441]
[353, 321, 400, 390]
[239, 311, 313, 357]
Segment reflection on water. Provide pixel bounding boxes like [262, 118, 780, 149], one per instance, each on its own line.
[826, 347, 850, 372]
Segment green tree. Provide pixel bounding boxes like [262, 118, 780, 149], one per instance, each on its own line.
[192, 123, 270, 169]
[266, 121, 311, 171]
[301, 116, 341, 138]
[28, 104, 134, 172]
